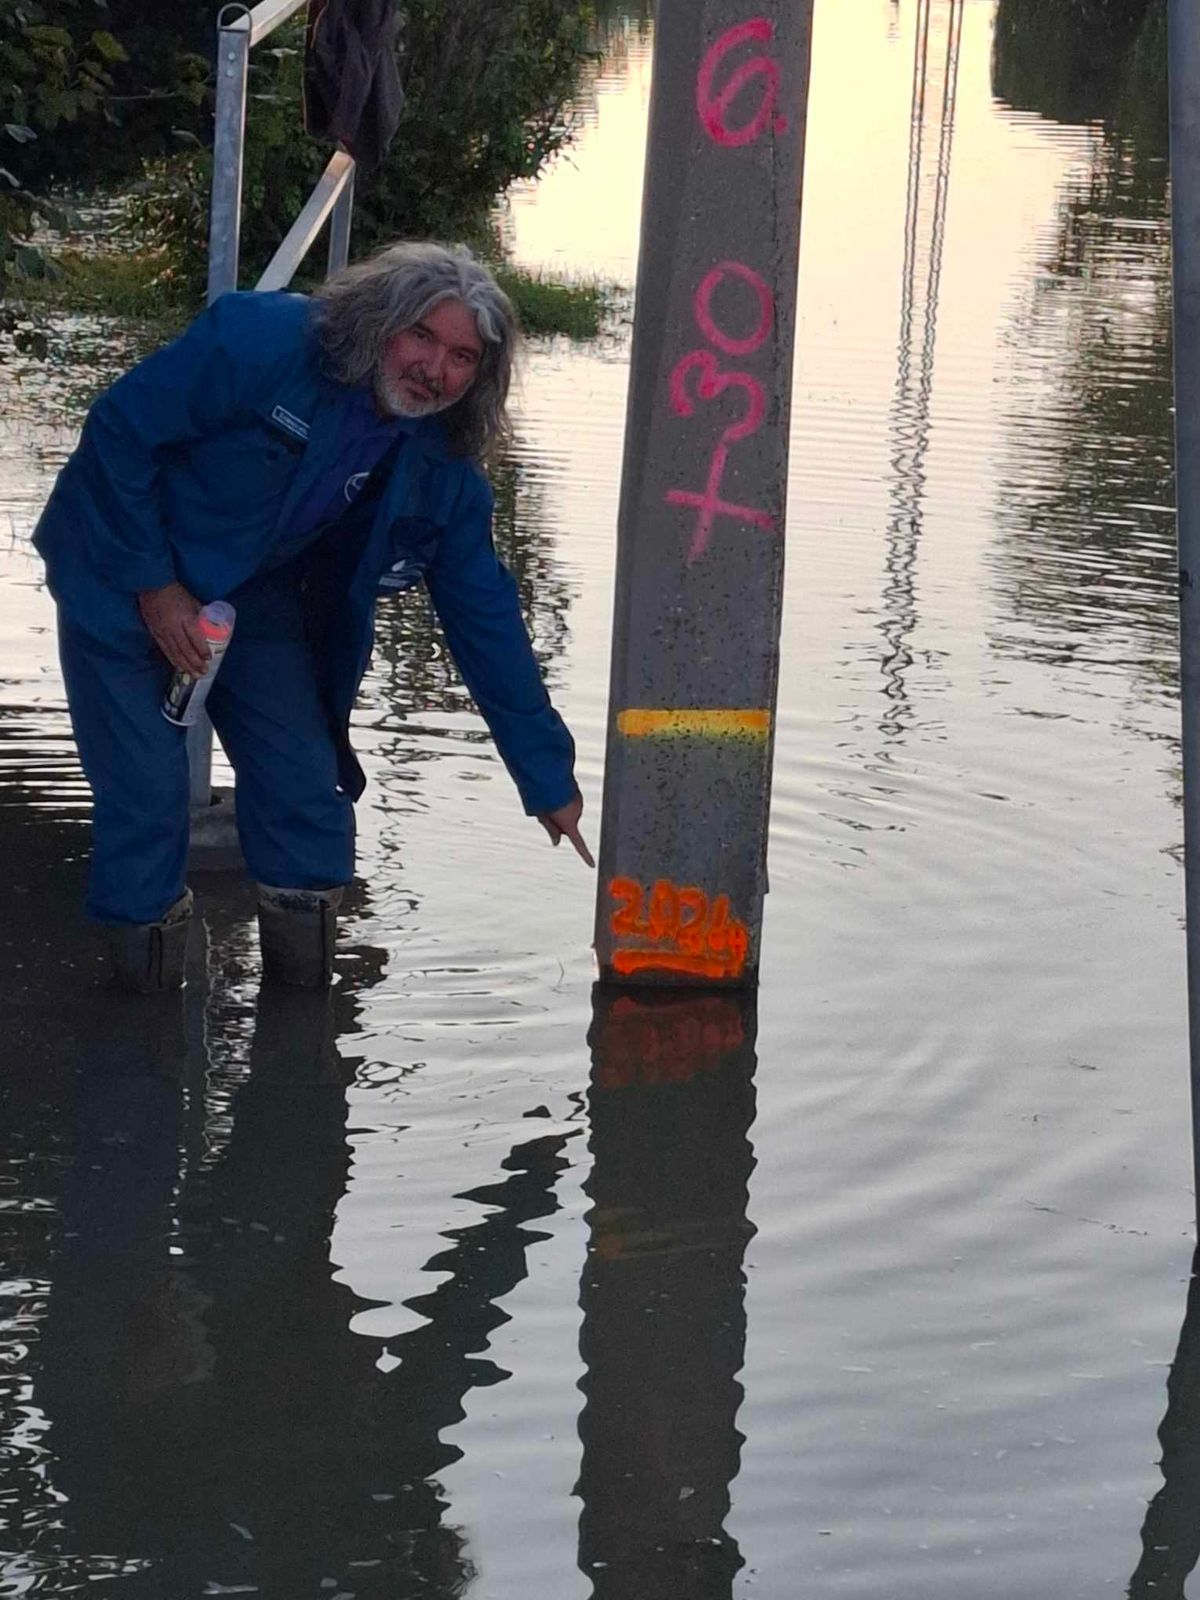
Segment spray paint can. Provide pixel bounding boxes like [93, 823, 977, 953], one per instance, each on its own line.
[161, 601, 236, 727]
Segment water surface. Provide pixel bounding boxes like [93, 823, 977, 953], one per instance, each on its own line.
[0, 2, 1193, 1596]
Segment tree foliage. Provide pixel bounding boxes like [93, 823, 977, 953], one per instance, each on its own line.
[1, 0, 120, 294]
[0, 0, 209, 306]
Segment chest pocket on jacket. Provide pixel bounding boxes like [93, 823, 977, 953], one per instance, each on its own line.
[258, 409, 309, 461]
[173, 417, 304, 521]
[176, 416, 300, 496]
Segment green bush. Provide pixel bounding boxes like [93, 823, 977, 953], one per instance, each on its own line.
[492, 264, 619, 340]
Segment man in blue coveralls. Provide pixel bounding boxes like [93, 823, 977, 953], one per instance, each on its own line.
[33, 241, 593, 993]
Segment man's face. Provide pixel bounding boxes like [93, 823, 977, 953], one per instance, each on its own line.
[376, 297, 485, 418]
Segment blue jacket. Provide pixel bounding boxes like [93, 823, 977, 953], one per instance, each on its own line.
[33, 290, 577, 814]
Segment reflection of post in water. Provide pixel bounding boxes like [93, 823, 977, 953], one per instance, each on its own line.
[577, 986, 758, 1599]
[1129, 1246, 1200, 1599]
[35, 952, 573, 1598]
[880, 0, 963, 739]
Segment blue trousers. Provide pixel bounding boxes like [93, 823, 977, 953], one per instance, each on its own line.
[58, 567, 355, 924]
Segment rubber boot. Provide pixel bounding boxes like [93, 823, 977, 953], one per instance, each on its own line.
[256, 884, 343, 989]
[105, 889, 193, 995]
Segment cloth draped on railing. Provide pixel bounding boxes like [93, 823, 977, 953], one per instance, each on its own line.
[303, 0, 404, 172]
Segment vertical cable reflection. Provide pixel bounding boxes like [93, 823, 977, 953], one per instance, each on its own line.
[577, 986, 758, 1599]
[880, 0, 963, 739]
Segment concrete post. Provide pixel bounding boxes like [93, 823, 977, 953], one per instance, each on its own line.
[1169, 0, 1200, 1216]
[594, 2, 814, 987]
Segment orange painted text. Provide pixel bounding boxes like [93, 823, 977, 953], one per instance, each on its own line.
[608, 876, 751, 980]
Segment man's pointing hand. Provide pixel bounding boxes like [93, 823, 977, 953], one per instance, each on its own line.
[537, 794, 595, 868]
[137, 582, 209, 677]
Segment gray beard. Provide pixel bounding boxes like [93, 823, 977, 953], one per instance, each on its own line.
[374, 370, 454, 420]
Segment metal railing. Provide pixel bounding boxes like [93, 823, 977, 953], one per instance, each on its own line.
[189, 0, 357, 811]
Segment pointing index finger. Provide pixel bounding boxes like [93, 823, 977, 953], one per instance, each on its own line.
[564, 822, 595, 869]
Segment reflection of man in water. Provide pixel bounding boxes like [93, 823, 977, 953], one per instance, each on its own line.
[33, 241, 592, 994]
[35, 973, 572, 1598]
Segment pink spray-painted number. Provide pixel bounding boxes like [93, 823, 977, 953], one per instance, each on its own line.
[663, 20, 792, 561]
[696, 17, 787, 148]
[693, 260, 774, 356]
[666, 260, 776, 562]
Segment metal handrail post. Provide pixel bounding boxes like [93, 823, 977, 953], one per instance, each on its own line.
[1170, 0, 1200, 1224]
[190, 4, 252, 810]
[327, 157, 355, 275]
[207, 6, 251, 304]
[184, 701, 217, 815]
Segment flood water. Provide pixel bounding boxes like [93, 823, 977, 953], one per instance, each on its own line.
[0, 1, 1193, 1596]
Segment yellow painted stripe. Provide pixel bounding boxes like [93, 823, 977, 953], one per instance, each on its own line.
[617, 709, 772, 741]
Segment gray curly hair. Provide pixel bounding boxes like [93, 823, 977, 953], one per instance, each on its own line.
[311, 241, 519, 460]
